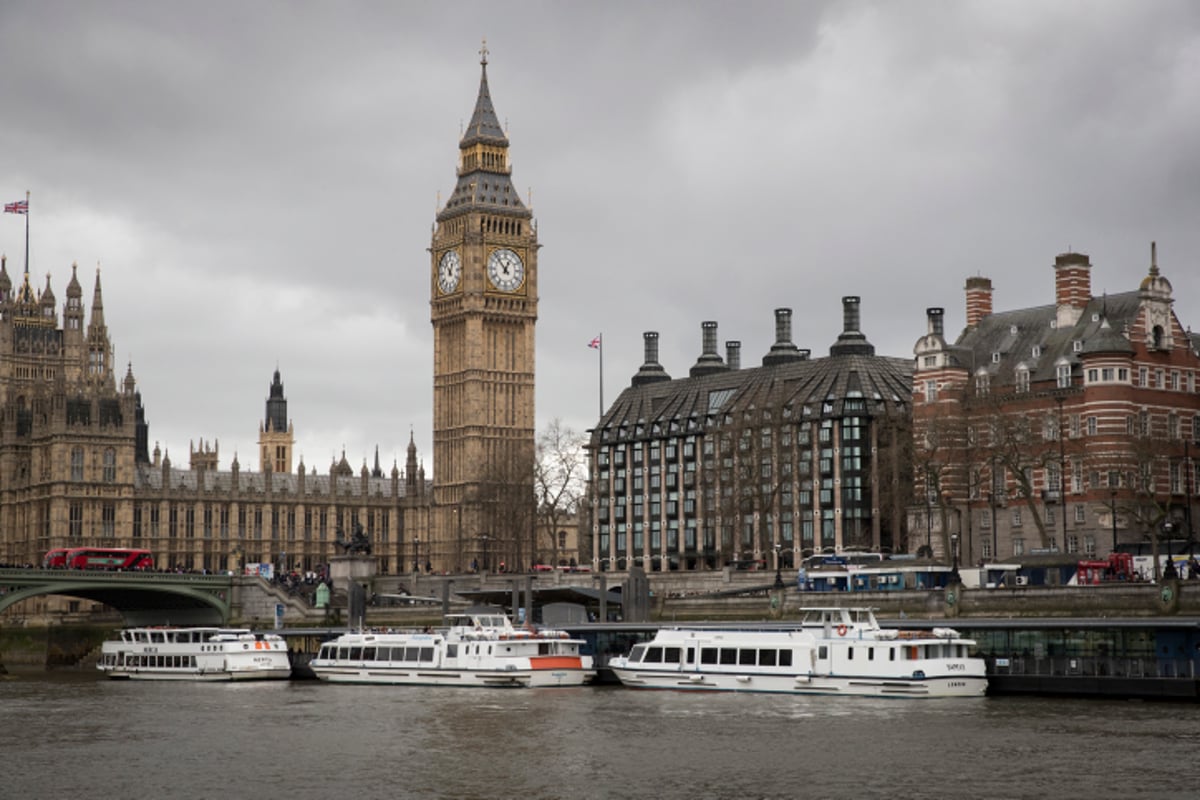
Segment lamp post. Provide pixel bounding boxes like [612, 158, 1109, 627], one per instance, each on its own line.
[1109, 488, 1119, 555]
[773, 542, 784, 588]
[950, 532, 960, 584]
[412, 536, 420, 574]
[479, 533, 491, 574]
[924, 466, 935, 556]
[987, 490, 997, 562]
[1055, 395, 1067, 550]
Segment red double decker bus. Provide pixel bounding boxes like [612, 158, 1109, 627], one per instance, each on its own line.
[44, 547, 154, 570]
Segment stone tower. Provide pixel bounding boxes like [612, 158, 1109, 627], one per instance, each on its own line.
[429, 44, 538, 570]
[258, 368, 293, 474]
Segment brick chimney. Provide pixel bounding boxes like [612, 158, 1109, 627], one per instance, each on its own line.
[964, 276, 992, 329]
[1054, 251, 1092, 329]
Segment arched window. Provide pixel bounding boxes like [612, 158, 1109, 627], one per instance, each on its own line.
[70, 447, 85, 481]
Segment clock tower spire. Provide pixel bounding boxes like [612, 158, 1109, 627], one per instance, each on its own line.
[429, 44, 539, 571]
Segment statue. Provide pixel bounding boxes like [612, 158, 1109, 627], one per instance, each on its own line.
[334, 521, 372, 555]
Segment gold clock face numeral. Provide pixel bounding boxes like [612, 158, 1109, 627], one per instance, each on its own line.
[437, 250, 461, 293]
[487, 248, 524, 292]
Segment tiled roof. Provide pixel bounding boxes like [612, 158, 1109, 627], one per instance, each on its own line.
[594, 351, 911, 443]
[955, 291, 1141, 385]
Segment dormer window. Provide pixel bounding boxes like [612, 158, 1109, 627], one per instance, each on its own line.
[1031, 345, 1041, 358]
[992, 352, 1001, 364]
[975, 368, 990, 395]
[1015, 364, 1031, 393]
[1055, 359, 1072, 389]
[1010, 325, 1018, 335]
[1073, 340, 1083, 353]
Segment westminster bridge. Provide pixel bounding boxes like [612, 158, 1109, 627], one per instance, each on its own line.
[0, 568, 315, 627]
[4, 565, 1200, 629]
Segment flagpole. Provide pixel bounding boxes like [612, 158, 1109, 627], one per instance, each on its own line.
[23, 191, 29, 275]
[598, 334, 604, 419]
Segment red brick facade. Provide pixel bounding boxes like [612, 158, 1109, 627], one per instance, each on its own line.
[912, 247, 1200, 567]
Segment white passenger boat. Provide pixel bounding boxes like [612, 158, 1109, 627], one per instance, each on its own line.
[310, 612, 595, 688]
[97, 627, 292, 681]
[608, 607, 987, 698]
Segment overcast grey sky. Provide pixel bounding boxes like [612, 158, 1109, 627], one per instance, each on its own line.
[2, 0, 1198, 474]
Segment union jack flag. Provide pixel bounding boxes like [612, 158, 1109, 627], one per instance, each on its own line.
[588, 335, 601, 349]
[4, 199, 28, 214]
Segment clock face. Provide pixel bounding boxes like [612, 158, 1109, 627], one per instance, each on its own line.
[437, 249, 461, 293]
[487, 248, 524, 292]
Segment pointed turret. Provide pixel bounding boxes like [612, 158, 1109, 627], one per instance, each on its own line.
[0, 254, 11, 302]
[88, 268, 106, 331]
[259, 368, 294, 473]
[39, 273, 57, 321]
[438, 41, 527, 220]
[406, 430, 419, 492]
[86, 269, 112, 383]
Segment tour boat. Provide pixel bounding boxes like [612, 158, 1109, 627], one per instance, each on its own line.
[310, 612, 595, 688]
[97, 626, 292, 681]
[608, 607, 987, 698]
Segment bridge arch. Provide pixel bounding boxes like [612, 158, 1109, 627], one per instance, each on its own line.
[0, 570, 233, 626]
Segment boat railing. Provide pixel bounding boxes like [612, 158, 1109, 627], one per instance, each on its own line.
[992, 655, 1199, 680]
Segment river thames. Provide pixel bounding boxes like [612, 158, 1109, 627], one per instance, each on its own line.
[2, 670, 1195, 800]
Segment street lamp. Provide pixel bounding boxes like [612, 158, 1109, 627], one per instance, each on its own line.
[987, 490, 997, 563]
[950, 533, 960, 584]
[412, 536, 420, 574]
[773, 542, 784, 588]
[1054, 394, 1067, 550]
[1109, 488, 1119, 555]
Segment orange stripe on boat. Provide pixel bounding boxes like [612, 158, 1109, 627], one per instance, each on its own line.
[530, 656, 582, 670]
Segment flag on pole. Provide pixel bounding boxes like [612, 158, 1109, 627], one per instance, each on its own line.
[4, 199, 28, 214]
[588, 335, 601, 349]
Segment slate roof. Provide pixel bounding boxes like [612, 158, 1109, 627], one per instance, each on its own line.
[953, 291, 1141, 386]
[438, 58, 528, 220]
[594, 350, 911, 444]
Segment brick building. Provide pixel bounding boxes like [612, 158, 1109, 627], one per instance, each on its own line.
[911, 245, 1200, 567]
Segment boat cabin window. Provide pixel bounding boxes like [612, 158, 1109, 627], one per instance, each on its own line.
[779, 650, 792, 667]
[720, 648, 737, 665]
[664, 647, 681, 664]
[847, 647, 854, 660]
[700, 648, 718, 665]
[868, 647, 875, 661]
[643, 646, 663, 663]
[818, 645, 828, 659]
[628, 645, 646, 663]
[363, 647, 377, 661]
[446, 645, 457, 658]
[739, 649, 756, 666]
[760, 649, 777, 667]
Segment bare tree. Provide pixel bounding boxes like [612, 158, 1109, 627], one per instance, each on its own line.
[476, 443, 537, 572]
[534, 418, 588, 565]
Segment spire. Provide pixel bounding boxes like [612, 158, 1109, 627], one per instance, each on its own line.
[89, 268, 106, 328]
[265, 368, 287, 433]
[66, 263, 82, 299]
[462, 38, 508, 148]
[372, 445, 382, 478]
[438, 43, 527, 220]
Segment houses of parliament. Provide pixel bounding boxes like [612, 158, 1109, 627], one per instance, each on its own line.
[0, 51, 539, 576]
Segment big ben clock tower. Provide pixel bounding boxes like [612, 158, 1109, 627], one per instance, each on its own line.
[430, 43, 538, 571]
